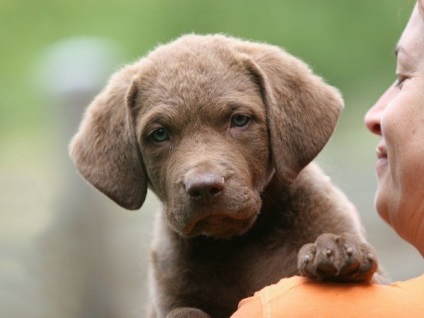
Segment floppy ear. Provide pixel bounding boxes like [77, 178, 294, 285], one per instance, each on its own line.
[242, 46, 343, 183]
[69, 64, 147, 210]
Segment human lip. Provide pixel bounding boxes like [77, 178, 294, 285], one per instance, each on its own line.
[376, 144, 387, 159]
[375, 143, 388, 174]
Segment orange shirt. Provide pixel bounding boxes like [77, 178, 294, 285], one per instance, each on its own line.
[231, 275, 424, 318]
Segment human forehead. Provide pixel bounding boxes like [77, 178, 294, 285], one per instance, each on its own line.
[396, 4, 424, 71]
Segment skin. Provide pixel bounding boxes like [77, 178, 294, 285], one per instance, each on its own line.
[364, 2, 424, 256]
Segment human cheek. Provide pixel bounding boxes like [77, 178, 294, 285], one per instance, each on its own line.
[383, 81, 424, 154]
[379, 84, 424, 214]
[372, 90, 405, 225]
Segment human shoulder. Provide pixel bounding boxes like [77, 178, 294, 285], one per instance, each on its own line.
[232, 275, 424, 318]
[390, 274, 424, 293]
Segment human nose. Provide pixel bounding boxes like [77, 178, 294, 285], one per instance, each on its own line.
[364, 100, 383, 136]
[364, 83, 395, 136]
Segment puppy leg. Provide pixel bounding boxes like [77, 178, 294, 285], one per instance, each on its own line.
[297, 233, 378, 283]
[167, 307, 211, 318]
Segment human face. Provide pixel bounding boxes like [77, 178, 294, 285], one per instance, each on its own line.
[365, 3, 424, 255]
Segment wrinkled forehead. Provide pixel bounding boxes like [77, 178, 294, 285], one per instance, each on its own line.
[397, 4, 424, 67]
[137, 37, 261, 112]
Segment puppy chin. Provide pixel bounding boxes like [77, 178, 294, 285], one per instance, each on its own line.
[182, 213, 259, 239]
[167, 203, 261, 239]
[166, 186, 263, 238]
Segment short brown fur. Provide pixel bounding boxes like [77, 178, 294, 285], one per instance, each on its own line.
[70, 34, 378, 318]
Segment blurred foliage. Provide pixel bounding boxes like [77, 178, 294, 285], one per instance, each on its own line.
[0, 0, 413, 144]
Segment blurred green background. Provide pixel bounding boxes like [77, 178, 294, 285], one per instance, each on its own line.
[1, 1, 422, 317]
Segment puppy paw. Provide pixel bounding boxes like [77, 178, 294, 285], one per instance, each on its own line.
[167, 307, 211, 318]
[297, 233, 378, 283]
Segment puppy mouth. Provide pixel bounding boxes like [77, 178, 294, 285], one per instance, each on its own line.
[181, 211, 259, 238]
[170, 172, 263, 238]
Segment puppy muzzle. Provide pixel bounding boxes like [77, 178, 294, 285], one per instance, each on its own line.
[184, 171, 225, 205]
[166, 166, 262, 238]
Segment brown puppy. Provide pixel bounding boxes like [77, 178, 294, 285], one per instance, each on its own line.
[70, 34, 379, 318]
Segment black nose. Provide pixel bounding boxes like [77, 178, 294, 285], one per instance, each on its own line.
[185, 173, 225, 203]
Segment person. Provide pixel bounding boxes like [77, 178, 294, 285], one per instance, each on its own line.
[231, 1, 424, 317]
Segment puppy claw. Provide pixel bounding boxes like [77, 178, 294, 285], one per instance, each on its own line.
[298, 233, 378, 282]
[303, 255, 311, 264]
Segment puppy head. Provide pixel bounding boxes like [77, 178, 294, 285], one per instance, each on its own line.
[70, 34, 342, 238]
[236, 42, 343, 183]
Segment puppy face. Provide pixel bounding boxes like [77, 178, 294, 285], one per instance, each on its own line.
[70, 34, 343, 238]
[130, 46, 273, 237]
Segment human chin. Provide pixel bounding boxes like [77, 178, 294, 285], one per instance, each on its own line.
[375, 158, 389, 180]
[374, 178, 391, 226]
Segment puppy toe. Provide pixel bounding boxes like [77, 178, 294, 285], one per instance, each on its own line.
[298, 233, 378, 282]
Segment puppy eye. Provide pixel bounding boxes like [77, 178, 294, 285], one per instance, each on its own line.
[150, 128, 170, 142]
[231, 114, 250, 127]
